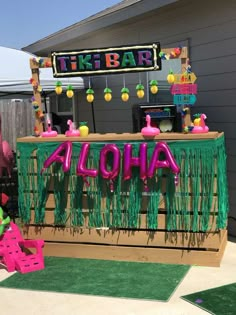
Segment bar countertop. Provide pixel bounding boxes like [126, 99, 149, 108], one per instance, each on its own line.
[17, 132, 222, 143]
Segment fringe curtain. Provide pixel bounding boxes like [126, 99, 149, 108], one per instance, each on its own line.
[16, 135, 229, 231]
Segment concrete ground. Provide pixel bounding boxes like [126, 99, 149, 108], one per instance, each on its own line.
[0, 237, 235, 315]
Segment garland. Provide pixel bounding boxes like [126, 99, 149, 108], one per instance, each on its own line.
[16, 135, 229, 231]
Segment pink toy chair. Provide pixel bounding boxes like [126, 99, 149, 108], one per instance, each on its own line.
[0, 222, 45, 274]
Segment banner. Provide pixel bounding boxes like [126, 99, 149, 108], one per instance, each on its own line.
[51, 43, 161, 77]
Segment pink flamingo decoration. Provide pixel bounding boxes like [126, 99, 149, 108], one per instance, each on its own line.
[192, 113, 209, 133]
[0, 114, 14, 177]
[41, 118, 58, 137]
[141, 114, 160, 137]
[65, 120, 80, 137]
[200, 114, 209, 132]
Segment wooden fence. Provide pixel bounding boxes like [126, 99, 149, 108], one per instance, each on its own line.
[0, 99, 34, 152]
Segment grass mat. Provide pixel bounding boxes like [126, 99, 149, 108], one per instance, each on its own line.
[0, 256, 190, 301]
[181, 282, 236, 314]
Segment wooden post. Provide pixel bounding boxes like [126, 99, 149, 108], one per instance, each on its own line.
[30, 57, 52, 133]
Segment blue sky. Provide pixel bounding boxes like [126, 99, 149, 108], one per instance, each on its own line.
[1, 0, 121, 49]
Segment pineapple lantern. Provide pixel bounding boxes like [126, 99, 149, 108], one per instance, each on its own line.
[149, 80, 158, 94]
[86, 88, 94, 103]
[121, 87, 130, 102]
[79, 121, 89, 137]
[104, 87, 112, 102]
[55, 81, 63, 95]
[136, 83, 145, 99]
[193, 113, 201, 126]
[167, 71, 175, 84]
[66, 85, 74, 98]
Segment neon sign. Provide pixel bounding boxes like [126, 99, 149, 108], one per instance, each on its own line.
[51, 43, 161, 77]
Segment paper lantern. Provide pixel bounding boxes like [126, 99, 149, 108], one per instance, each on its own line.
[136, 84, 145, 99]
[121, 87, 129, 102]
[66, 85, 74, 98]
[86, 88, 94, 103]
[149, 80, 158, 94]
[55, 81, 63, 95]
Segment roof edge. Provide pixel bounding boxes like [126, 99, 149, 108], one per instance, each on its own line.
[22, 0, 179, 54]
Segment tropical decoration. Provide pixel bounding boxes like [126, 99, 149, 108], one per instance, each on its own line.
[159, 46, 182, 60]
[0, 207, 10, 236]
[79, 121, 89, 137]
[167, 70, 175, 84]
[104, 77, 112, 102]
[65, 120, 80, 137]
[31, 97, 44, 119]
[41, 115, 58, 137]
[192, 113, 209, 133]
[136, 83, 145, 99]
[29, 77, 42, 93]
[193, 113, 201, 126]
[104, 87, 112, 102]
[34, 126, 40, 137]
[121, 87, 130, 102]
[182, 107, 194, 133]
[55, 81, 63, 95]
[149, 80, 158, 94]
[66, 85, 74, 98]
[141, 114, 160, 137]
[86, 88, 95, 103]
[0, 114, 14, 177]
[31, 57, 51, 68]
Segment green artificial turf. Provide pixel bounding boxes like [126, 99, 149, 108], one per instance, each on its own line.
[182, 282, 236, 315]
[0, 256, 190, 301]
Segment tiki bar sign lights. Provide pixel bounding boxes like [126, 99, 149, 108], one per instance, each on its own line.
[51, 43, 162, 77]
[41, 141, 180, 190]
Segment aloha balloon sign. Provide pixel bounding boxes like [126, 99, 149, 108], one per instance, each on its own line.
[41, 141, 180, 191]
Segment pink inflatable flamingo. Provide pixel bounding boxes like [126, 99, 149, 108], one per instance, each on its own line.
[141, 114, 160, 136]
[192, 113, 209, 133]
[65, 120, 80, 137]
[41, 118, 58, 137]
[0, 114, 14, 177]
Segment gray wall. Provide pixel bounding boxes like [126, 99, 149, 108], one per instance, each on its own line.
[50, 0, 236, 234]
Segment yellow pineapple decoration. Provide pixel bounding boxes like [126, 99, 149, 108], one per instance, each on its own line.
[86, 88, 94, 103]
[136, 83, 145, 99]
[193, 113, 201, 126]
[167, 70, 175, 84]
[104, 87, 112, 102]
[55, 81, 63, 95]
[149, 80, 158, 94]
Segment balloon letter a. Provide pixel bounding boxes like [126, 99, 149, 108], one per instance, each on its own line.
[41, 141, 72, 173]
[147, 142, 180, 178]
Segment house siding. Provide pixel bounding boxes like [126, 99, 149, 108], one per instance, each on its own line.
[46, 0, 236, 234]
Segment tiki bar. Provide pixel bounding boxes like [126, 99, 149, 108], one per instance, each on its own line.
[16, 43, 229, 267]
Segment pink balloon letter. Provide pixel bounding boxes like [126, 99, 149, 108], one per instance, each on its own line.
[76, 143, 98, 179]
[123, 143, 147, 181]
[147, 142, 180, 178]
[99, 144, 120, 180]
[41, 141, 72, 173]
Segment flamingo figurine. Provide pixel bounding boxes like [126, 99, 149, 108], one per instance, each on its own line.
[0, 114, 14, 177]
[65, 120, 80, 137]
[41, 118, 58, 137]
[141, 114, 160, 137]
[192, 113, 209, 133]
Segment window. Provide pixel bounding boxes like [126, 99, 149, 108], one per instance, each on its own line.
[56, 92, 73, 114]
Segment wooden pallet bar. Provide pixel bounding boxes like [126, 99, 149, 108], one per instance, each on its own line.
[17, 132, 229, 267]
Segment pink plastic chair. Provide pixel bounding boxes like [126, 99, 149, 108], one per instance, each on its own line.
[0, 222, 45, 273]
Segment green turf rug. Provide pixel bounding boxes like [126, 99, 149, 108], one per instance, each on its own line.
[0, 256, 190, 301]
[181, 282, 236, 315]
